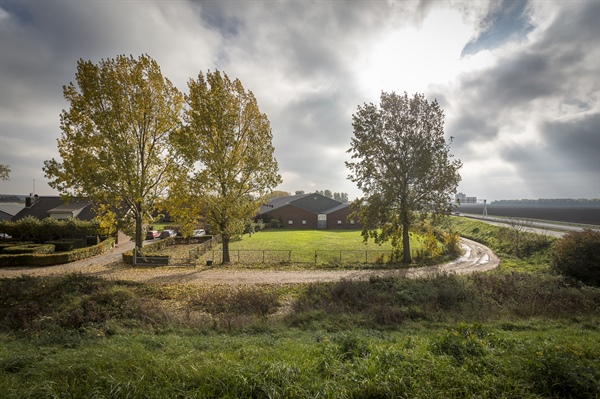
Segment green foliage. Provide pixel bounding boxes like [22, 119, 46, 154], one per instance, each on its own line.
[527, 343, 600, 397]
[347, 91, 462, 263]
[43, 54, 185, 250]
[430, 323, 491, 362]
[0, 217, 101, 243]
[0, 164, 10, 181]
[2, 244, 55, 255]
[171, 70, 282, 263]
[0, 237, 114, 267]
[1, 273, 599, 397]
[552, 229, 600, 286]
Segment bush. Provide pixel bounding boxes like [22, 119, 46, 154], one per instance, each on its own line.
[0, 237, 114, 267]
[45, 239, 85, 252]
[552, 230, 600, 286]
[3, 244, 55, 254]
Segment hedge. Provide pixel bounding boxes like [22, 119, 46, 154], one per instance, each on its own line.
[0, 241, 34, 253]
[123, 236, 176, 265]
[0, 237, 115, 267]
[45, 239, 86, 252]
[2, 244, 55, 255]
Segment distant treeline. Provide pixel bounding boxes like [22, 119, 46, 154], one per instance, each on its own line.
[491, 199, 600, 207]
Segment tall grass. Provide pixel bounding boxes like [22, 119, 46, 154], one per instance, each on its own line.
[2, 219, 599, 397]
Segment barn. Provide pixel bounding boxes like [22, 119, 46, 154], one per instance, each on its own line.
[258, 193, 361, 229]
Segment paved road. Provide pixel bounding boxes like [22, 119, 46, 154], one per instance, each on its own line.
[0, 237, 498, 285]
[459, 214, 599, 237]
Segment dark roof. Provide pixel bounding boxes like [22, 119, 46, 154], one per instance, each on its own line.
[0, 203, 25, 216]
[260, 193, 350, 215]
[259, 193, 311, 213]
[12, 196, 96, 221]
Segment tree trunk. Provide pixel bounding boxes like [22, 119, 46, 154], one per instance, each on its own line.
[401, 201, 411, 264]
[135, 214, 143, 251]
[222, 235, 231, 263]
[402, 222, 411, 263]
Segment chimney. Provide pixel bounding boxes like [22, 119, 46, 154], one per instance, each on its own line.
[26, 194, 38, 208]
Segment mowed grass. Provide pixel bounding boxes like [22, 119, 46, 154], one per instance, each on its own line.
[230, 229, 420, 250]
[213, 229, 428, 266]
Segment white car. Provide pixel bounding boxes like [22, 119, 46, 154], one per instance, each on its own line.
[192, 229, 206, 237]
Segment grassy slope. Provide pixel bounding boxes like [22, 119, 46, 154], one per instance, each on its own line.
[1, 220, 599, 398]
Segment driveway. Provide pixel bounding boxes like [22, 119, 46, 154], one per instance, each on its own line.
[0, 236, 499, 285]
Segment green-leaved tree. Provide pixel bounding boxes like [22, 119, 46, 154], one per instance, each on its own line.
[346, 91, 462, 263]
[0, 164, 10, 181]
[172, 70, 281, 263]
[44, 54, 184, 250]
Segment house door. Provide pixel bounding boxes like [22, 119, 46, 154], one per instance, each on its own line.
[317, 214, 327, 229]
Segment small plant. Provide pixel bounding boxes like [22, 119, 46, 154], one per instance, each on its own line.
[430, 323, 489, 362]
[527, 344, 600, 398]
[552, 229, 600, 286]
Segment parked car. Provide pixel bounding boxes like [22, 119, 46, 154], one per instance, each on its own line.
[192, 229, 206, 237]
[159, 229, 177, 239]
[146, 230, 160, 240]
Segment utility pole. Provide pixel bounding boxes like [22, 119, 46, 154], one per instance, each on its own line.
[482, 199, 488, 218]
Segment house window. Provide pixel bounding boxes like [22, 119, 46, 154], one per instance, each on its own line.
[302, 220, 307, 225]
[337, 220, 342, 225]
[288, 220, 293, 225]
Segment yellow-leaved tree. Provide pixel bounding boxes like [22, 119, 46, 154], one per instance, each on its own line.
[44, 54, 185, 250]
[170, 70, 281, 263]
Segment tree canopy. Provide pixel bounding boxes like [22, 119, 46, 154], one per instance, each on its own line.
[170, 70, 281, 263]
[346, 91, 462, 263]
[44, 54, 184, 249]
[0, 164, 10, 181]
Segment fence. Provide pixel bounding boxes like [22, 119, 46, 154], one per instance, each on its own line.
[205, 248, 436, 265]
[133, 235, 222, 266]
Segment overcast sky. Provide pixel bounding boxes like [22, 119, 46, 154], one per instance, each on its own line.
[1, 0, 598, 201]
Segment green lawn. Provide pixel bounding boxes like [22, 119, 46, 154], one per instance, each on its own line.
[217, 229, 427, 265]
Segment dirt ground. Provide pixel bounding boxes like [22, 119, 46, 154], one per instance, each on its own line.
[0, 233, 499, 285]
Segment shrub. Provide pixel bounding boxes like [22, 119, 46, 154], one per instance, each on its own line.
[552, 230, 600, 286]
[45, 239, 85, 252]
[3, 244, 55, 254]
[0, 237, 114, 267]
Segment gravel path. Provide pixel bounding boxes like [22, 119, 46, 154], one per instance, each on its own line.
[0, 235, 499, 285]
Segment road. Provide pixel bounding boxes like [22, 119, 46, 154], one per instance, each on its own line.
[0, 237, 498, 285]
[459, 213, 599, 237]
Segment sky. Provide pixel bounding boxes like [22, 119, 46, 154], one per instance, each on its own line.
[0, 0, 598, 202]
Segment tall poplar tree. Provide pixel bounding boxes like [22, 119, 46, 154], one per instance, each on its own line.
[44, 54, 184, 250]
[173, 70, 281, 263]
[346, 91, 462, 263]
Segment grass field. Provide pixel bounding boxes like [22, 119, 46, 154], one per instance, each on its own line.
[201, 229, 437, 266]
[1, 219, 599, 397]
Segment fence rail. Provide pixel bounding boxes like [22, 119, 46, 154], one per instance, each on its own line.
[205, 248, 436, 265]
[133, 235, 222, 266]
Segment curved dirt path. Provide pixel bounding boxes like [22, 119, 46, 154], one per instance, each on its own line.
[0, 235, 498, 285]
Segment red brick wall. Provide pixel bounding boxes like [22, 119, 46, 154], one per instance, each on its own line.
[261, 204, 362, 230]
[327, 207, 362, 229]
[262, 205, 319, 229]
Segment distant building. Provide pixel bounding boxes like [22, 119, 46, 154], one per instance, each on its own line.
[12, 195, 96, 221]
[455, 192, 477, 204]
[258, 193, 361, 229]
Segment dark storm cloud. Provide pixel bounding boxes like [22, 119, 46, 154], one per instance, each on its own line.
[1, 0, 597, 199]
[499, 113, 599, 196]
[449, 1, 599, 148]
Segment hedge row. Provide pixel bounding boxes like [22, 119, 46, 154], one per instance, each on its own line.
[122, 236, 176, 264]
[0, 237, 115, 267]
[3, 244, 55, 255]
